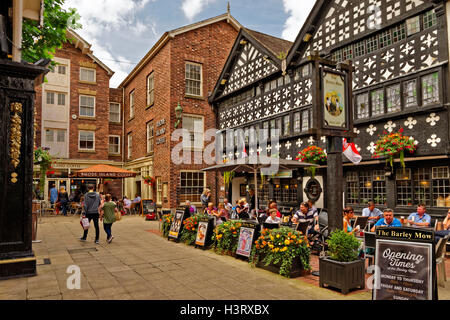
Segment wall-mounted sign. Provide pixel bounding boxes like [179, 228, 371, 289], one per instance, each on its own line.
[156, 128, 166, 136]
[321, 69, 348, 130]
[373, 227, 436, 300]
[156, 119, 166, 127]
[156, 137, 166, 145]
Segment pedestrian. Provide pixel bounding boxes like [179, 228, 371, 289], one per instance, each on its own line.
[58, 186, 69, 216]
[50, 184, 58, 208]
[80, 184, 101, 244]
[200, 189, 211, 211]
[100, 194, 117, 243]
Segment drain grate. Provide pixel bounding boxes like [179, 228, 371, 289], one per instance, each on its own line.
[67, 247, 98, 254]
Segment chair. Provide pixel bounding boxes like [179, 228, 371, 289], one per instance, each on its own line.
[42, 201, 55, 215]
[353, 216, 369, 232]
[296, 221, 310, 236]
[364, 231, 376, 268]
[430, 218, 437, 230]
[436, 234, 450, 288]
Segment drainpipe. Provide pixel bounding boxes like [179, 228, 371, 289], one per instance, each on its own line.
[12, 0, 23, 62]
[121, 86, 125, 197]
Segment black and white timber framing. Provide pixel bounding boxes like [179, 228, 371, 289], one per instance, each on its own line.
[210, 0, 450, 218]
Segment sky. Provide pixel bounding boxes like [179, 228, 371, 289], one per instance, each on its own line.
[63, 0, 316, 88]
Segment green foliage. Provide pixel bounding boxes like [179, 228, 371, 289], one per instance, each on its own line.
[34, 147, 52, 196]
[249, 227, 311, 278]
[212, 220, 244, 255]
[161, 214, 173, 238]
[22, 0, 81, 65]
[223, 171, 235, 185]
[326, 229, 360, 262]
[179, 214, 207, 246]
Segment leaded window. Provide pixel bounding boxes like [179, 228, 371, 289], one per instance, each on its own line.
[293, 112, 301, 133]
[371, 89, 384, 116]
[354, 41, 366, 57]
[422, 73, 439, 105]
[432, 167, 449, 207]
[342, 46, 353, 60]
[404, 80, 418, 108]
[283, 115, 290, 136]
[414, 167, 432, 207]
[346, 172, 358, 205]
[366, 35, 378, 54]
[356, 93, 369, 119]
[406, 16, 420, 36]
[396, 169, 412, 206]
[379, 29, 392, 49]
[423, 10, 437, 29]
[386, 85, 401, 113]
[359, 171, 373, 205]
[392, 23, 406, 43]
[332, 49, 343, 62]
[372, 171, 386, 205]
[301, 110, 309, 132]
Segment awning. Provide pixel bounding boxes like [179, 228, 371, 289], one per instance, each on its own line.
[70, 164, 137, 178]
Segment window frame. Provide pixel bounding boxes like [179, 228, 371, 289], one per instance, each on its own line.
[79, 67, 96, 83]
[109, 102, 121, 123]
[79, 95, 96, 118]
[127, 133, 132, 159]
[185, 62, 203, 97]
[78, 130, 95, 151]
[129, 90, 135, 119]
[108, 135, 121, 155]
[146, 120, 154, 154]
[147, 72, 155, 107]
[182, 114, 204, 151]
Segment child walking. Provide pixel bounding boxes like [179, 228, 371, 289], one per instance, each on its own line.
[100, 194, 117, 243]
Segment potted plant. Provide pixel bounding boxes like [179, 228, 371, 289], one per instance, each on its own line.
[372, 128, 417, 173]
[296, 146, 326, 178]
[249, 227, 311, 278]
[180, 214, 207, 246]
[161, 213, 173, 238]
[212, 220, 244, 256]
[319, 229, 365, 294]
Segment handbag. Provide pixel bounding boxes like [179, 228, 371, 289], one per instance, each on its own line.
[80, 216, 90, 230]
[115, 210, 121, 221]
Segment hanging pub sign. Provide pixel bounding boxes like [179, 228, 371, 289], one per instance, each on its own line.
[168, 209, 185, 240]
[236, 221, 259, 258]
[321, 68, 348, 130]
[373, 227, 437, 300]
[195, 216, 214, 247]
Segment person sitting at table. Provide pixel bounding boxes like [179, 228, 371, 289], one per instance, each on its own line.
[223, 198, 232, 215]
[267, 200, 282, 218]
[215, 203, 228, 225]
[133, 194, 141, 203]
[185, 200, 197, 215]
[236, 198, 250, 219]
[407, 204, 431, 228]
[343, 207, 359, 236]
[292, 202, 319, 235]
[307, 200, 318, 216]
[362, 201, 383, 224]
[371, 208, 402, 232]
[435, 208, 450, 243]
[204, 202, 218, 216]
[265, 209, 282, 224]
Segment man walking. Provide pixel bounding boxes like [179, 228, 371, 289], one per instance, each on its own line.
[50, 184, 58, 208]
[80, 184, 101, 244]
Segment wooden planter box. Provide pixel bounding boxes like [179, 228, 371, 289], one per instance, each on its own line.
[256, 255, 310, 278]
[319, 257, 365, 294]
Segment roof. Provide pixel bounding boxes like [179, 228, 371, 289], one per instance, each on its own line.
[66, 29, 115, 76]
[244, 28, 292, 60]
[72, 164, 137, 178]
[119, 12, 242, 88]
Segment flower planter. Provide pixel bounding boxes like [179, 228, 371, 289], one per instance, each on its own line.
[319, 257, 365, 294]
[256, 255, 310, 278]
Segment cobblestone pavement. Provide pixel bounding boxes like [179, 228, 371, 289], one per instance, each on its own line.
[0, 215, 447, 300]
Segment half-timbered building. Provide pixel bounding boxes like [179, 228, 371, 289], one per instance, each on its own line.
[210, 0, 450, 218]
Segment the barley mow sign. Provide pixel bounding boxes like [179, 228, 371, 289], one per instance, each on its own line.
[373, 227, 437, 300]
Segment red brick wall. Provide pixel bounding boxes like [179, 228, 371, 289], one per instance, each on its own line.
[34, 83, 42, 148]
[123, 19, 237, 209]
[108, 88, 124, 162]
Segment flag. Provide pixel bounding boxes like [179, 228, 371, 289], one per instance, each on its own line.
[242, 145, 248, 158]
[343, 138, 362, 164]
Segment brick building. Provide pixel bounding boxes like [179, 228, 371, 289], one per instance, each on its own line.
[120, 13, 241, 210]
[35, 30, 124, 200]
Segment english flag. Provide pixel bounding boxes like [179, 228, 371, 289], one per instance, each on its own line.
[343, 138, 362, 164]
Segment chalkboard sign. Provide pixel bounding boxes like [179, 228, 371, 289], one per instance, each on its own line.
[141, 199, 156, 215]
[195, 216, 214, 247]
[236, 222, 259, 258]
[373, 227, 436, 300]
[168, 209, 185, 240]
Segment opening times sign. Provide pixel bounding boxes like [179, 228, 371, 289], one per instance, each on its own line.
[373, 227, 436, 300]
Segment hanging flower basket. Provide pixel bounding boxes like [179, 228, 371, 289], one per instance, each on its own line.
[34, 147, 53, 192]
[296, 146, 327, 178]
[372, 128, 417, 172]
[143, 176, 155, 186]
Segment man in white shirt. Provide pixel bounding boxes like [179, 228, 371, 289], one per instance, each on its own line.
[362, 201, 383, 226]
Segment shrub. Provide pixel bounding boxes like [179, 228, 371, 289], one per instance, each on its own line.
[212, 220, 244, 255]
[326, 229, 360, 262]
[249, 227, 311, 277]
[161, 214, 173, 238]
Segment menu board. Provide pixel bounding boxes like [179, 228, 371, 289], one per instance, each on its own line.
[141, 199, 156, 215]
[236, 222, 258, 258]
[373, 227, 436, 300]
[168, 209, 185, 239]
[195, 216, 214, 247]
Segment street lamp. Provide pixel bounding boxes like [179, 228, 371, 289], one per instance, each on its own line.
[174, 102, 183, 128]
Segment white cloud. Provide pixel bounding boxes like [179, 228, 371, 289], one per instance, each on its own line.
[281, 0, 315, 41]
[63, 0, 153, 87]
[181, 0, 216, 21]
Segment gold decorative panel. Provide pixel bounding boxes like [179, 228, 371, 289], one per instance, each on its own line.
[9, 102, 23, 183]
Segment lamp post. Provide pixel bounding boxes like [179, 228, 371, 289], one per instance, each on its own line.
[174, 102, 183, 128]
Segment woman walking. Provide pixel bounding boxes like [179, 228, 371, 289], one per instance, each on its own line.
[58, 186, 69, 216]
[100, 194, 117, 243]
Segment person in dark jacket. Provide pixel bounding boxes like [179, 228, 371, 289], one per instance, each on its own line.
[80, 184, 101, 244]
[58, 187, 69, 216]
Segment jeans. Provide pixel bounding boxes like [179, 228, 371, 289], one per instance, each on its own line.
[103, 223, 112, 239]
[82, 214, 99, 241]
[60, 200, 68, 216]
[435, 230, 450, 243]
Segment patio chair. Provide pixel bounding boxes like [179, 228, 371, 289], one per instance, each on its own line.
[296, 221, 310, 236]
[364, 231, 376, 269]
[430, 218, 437, 230]
[42, 201, 55, 215]
[436, 234, 450, 288]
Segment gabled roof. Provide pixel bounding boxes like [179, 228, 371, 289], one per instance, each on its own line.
[209, 28, 292, 103]
[66, 29, 115, 76]
[119, 12, 242, 88]
[285, 0, 326, 66]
